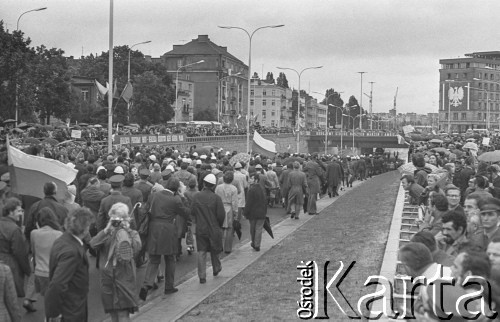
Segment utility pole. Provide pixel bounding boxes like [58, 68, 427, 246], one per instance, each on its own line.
[369, 82, 374, 130]
[358, 72, 366, 129]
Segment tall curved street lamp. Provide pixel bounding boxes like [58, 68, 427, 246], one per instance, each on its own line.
[17, 7, 47, 30]
[219, 24, 284, 153]
[15, 7, 48, 125]
[276, 66, 323, 154]
[343, 112, 365, 154]
[175, 60, 204, 125]
[127, 40, 151, 123]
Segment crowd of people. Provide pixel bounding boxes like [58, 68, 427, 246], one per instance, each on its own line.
[0, 139, 397, 321]
[399, 138, 500, 320]
[0, 121, 289, 144]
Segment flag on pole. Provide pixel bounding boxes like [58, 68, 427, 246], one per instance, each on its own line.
[252, 131, 276, 158]
[120, 81, 133, 103]
[7, 138, 78, 200]
[106, 80, 120, 99]
[95, 80, 108, 97]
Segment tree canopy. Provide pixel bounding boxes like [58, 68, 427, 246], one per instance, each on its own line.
[0, 20, 175, 126]
[276, 72, 289, 88]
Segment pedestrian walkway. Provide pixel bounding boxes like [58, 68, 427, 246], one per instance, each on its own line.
[131, 178, 371, 321]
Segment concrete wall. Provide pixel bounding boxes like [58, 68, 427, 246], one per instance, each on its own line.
[116, 133, 404, 156]
[181, 134, 302, 154]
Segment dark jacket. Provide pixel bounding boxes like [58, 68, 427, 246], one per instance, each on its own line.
[414, 166, 432, 188]
[45, 232, 89, 321]
[25, 195, 68, 241]
[97, 192, 133, 232]
[0, 217, 31, 297]
[134, 180, 153, 202]
[80, 186, 106, 216]
[147, 190, 184, 255]
[244, 183, 267, 220]
[190, 188, 225, 253]
[326, 161, 343, 188]
[121, 186, 143, 207]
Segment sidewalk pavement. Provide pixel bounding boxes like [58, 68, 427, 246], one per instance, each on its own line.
[132, 180, 367, 321]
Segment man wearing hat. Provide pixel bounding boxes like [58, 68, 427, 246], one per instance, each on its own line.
[473, 197, 500, 251]
[190, 174, 225, 284]
[96, 175, 133, 232]
[161, 165, 175, 183]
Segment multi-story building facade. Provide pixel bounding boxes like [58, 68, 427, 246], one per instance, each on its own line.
[250, 75, 293, 128]
[158, 35, 248, 123]
[173, 79, 195, 123]
[439, 51, 500, 133]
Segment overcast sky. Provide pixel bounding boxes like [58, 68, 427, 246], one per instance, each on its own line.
[4, 0, 500, 115]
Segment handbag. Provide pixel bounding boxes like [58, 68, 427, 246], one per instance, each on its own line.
[138, 193, 155, 237]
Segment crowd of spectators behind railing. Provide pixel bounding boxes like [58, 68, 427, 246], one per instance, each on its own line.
[0, 123, 291, 144]
[396, 131, 500, 319]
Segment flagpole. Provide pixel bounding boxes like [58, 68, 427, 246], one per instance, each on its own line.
[107, 0, 114, 154]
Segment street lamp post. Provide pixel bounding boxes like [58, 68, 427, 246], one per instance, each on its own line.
[175, 60, 204, 125]
[219, 24, 284, 154]
[277, 66, 323, 154]
[465, 84, 489, 129]
[313, 91, 339, 155]
[15, 7, 47, 125]
[343, 114, 355, 154]
[358, 72, 366, 129]
[127, 40, 151, 123]
[329, 104, 345, 154]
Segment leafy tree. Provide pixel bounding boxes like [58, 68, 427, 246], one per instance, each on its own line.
[75, 45, 174, 125]
[276, 72, 289, 88]
[0, 21, 37, 122]
[131, 71, 173, 126]
[32, 45, 73, 124]
[193, 108, 216, 121]
[265, 72, 275, 84]
[321, 89, 344, 129]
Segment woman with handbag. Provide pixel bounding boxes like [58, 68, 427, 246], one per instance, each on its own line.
[90, 202, 141, 322]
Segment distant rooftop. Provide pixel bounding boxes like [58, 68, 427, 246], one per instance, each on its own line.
[163, 35, 246, 66]
[464, 51, 500, 60]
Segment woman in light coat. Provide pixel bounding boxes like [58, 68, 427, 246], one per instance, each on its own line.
[215, 171, 239, 254]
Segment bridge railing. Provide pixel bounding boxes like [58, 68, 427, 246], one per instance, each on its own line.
[309, 130, 398, 137]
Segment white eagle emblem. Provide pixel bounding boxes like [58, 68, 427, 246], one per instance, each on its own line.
[448, 86, 464, 107]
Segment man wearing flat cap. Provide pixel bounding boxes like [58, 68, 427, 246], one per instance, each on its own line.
[472, 197, 500, 251]
[96, 175, 133, 232]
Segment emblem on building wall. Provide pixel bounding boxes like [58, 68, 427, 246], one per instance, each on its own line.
[448, 86, 464, 107]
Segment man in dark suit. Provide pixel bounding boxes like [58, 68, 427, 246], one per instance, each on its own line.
[45, 208, 92, 322]
[96, 175, 133, 232]
[326, 156, 343, 197]
[25, 181, 69, 241]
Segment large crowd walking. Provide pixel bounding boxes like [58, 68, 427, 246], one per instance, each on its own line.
[0, 138, 394, 321]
